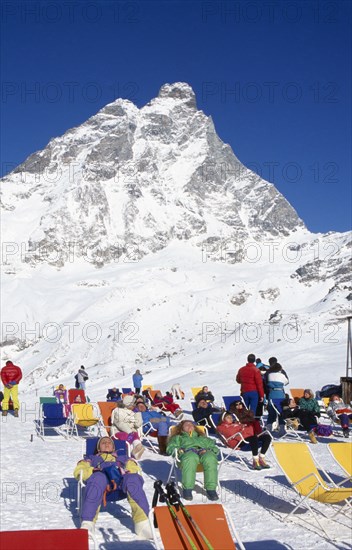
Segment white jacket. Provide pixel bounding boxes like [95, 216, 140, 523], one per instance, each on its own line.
[111, 406, 143, 435]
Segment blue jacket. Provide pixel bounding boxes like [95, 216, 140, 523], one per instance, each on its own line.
[266, 371, 289, 399]
[132, 373, 143, 387]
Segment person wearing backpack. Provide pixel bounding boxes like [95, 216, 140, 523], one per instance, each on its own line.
[77, 366, 89, 390]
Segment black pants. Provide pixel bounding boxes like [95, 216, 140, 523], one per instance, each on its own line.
[135, 387, 141, 394]
[241, 432, 272, 456]
[296, 410, 318, 432]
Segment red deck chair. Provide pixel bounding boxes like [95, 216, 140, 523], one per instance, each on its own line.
[150, 504, 244, 549]
[0, 529, 88, 550]
[68, 389, 86, 404]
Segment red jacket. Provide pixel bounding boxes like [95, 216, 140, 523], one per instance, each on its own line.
[217, 420, 254, 448]
[1, 362, 22, 386]
[236, 363, 264, 398]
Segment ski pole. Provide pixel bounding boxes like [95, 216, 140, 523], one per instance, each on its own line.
[166, 482, 215, 550]
[153, 481, 198, 550]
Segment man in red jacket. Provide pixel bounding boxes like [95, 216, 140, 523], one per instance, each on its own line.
[1, 360, 22, 417]
[236, 354, 264, 413]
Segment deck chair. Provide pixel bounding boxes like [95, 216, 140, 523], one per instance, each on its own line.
[39, 396, 58, 405]
[269, 400, 303, 440]
[208, 413, 257, 471]
[142, 384, 153, 392]
[328, 442, 352, 478]
[166, 426, 223, 494]
[222, 395, 244, 411]
[122, 387, 133, 394]
[37, 403, 70, 440]
[68, 389, 86, 404]
[149, 503, 244, 550]
[97, 401, 118, 435]
[0, 529, 89, 550]
[191, 387, 203, 400]
[290, 388, 304, 405]
[69, 403, 101, 438]
[272, 442, 352, 538]
[77, 437, 130, 513]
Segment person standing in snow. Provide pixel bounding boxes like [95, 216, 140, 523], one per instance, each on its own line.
[236, 354, 264, 413]
[1, 360, 22, 417]
[76, 366, 89, 391]
[74, 436, 151, 539]
[132, 369, 143, 394]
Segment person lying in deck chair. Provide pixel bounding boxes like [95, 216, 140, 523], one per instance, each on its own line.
[166, 420, 219, 502]
[74, 436, 152, 539]
[217, 412, 272, 470]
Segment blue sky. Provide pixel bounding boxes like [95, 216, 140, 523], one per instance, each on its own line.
[1, 0, 351, 233]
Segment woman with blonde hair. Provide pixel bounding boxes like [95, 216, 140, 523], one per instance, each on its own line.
[166, 420, 219, 501]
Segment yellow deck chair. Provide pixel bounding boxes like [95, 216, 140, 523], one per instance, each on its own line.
[191, 387, 203, 400]
[70, 403, 101, 438]
[142, 384, 153, 392]
[328, 442, 352, 478]
[272, 442, 352, 538]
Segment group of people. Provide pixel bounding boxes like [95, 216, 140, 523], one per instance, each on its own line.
[236, 353, 352, 441]
[2, 355, 351, 543]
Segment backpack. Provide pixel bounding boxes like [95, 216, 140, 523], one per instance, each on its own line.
[315, 424, 333, 437]
[74, 374, 79, 389]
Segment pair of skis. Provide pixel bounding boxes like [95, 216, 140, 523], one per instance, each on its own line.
[153, 480, 214, 550]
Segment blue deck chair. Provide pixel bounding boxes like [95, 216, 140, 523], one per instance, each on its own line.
[37, 403, 70, 440]
[77, 437, 131, 514]
[122, 387, 133, 394]
[222, 396, 244, 411]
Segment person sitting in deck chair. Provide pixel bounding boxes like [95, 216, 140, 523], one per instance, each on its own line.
[153, 391, 184, 418]
[217, 412, 272, 470]
[195, 386, 215, 404]
[166, 420, 219, 501]
[192, 399, 222, 427]
[111, 395, 145, 460]
[327, 394, 352, 438]
[281, 396, 319, 443]
[74, 436, 151, 539]
[54, 384, 68, 404]
[229, 399, 262, 435]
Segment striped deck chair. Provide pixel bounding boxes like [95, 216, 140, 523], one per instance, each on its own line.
[328, 442, 352, 478]
[272, 442, 352, 539]
[149, 504, 244, 550]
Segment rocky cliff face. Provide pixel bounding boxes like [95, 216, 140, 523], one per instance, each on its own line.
[1, 82, 305, 268]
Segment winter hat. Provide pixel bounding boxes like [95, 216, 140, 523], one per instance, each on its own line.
[123, 395, 135, 407]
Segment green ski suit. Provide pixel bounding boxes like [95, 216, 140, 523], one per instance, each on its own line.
[166, 430, 219, 490]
